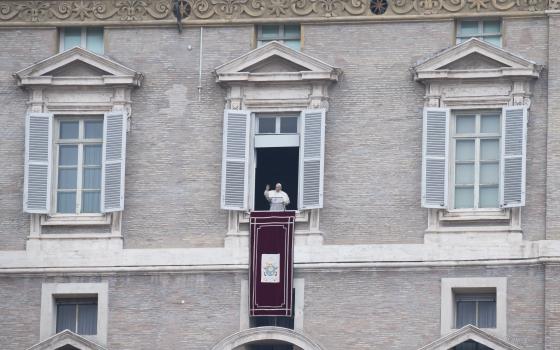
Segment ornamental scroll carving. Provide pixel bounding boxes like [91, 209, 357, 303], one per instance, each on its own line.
[0, 0, 552, 24]
[0, 0, 172, 22]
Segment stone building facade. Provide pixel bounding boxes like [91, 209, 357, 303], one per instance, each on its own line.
[0, 0, 559, 349]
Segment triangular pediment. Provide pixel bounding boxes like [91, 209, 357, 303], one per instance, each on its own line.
[418, 325, 521, 350]
[15, 47, 142, 87]
[440, 52, 509, 70]
[245, 56, 311, 73]
[413, 38, 541, 81]
[214, 41, 340, 83]
[26, 330, 107, 350]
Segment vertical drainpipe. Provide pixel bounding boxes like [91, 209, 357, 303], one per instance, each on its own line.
[198, 26, 204, 102]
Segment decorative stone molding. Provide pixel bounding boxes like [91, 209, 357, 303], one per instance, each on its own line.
[212, 326, 325, 350]
[0, 0, 553, 27]
[418, 325, 520, 350]
[0, 0, 172, 24]
[27, 330, 107, 350]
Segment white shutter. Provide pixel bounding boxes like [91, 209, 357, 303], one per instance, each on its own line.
[298, 109, 326, 210]
[500, 106, 527, 208]
[421, 107, 449, 208]
[221, 109, 251, 210]
[23, 112, 53, 213]
[101, 111, 127, 212]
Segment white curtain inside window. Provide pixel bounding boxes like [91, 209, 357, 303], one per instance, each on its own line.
[77, 303, 98, 335]
[477, 300, 497, 328]
[56, 304, 77, 333]
[456, 300, 477, 328]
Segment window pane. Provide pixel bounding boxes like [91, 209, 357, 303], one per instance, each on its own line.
[456, 140, 475, 161]
[60, 121, 79, 139]
[284, 39, 301, 51]
[83, 168, 101, 189]
[84, 120, 103, 139]
[481, 139, 500, 160]
[480, 186, 499, 208]
[456, 115, 475, 133]
[478, 300, 497, 328]
[56, 304, 77, 332]
[258, 117, 276, 133]
[84, 145, 102, 165]
[483, 20, 501, 34]
[58, 168, 77, 189]
[481, 114, 500, 133]
[459, 21, 479, 36]
[456, 163, 474, 185]
[480, 163, 499, 184]
[77, 304, 98, 335]
[483, 35, 501, 47]
[86, 27, 104, 54]
[456, 300, 477, 327]
[284, 24, 301, 37]
[63, 27, 82, 50]
[59, 145, 78, 165]
[455, 187, 474, 209]
[260, 25, 280, 39]
[82, 191, 101, 213]
[57, 192, 76, 213]
[280, 117, 298, 133]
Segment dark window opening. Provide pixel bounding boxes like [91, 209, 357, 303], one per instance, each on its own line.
[254, 147, 299, 211]
[251, 315, 295, 329]
[452, 340, 493, 350]
[56, 297, 98, 335]
[247, 340, 295, 350]
[56, 346, 81, 350]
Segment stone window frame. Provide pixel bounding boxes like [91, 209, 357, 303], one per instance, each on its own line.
[413, 38, 541, 233]
[40, 282, 109, 347]
[14, 47, 142, 238]
[215, 42, 341, 246]
[441, 277, 507, 338]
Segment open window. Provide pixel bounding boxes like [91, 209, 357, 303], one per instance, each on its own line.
[221, 109, 325, 212]
[253, 113, 300, 211]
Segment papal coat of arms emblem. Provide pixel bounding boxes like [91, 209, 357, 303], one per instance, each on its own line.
[261, 254, 280, 283]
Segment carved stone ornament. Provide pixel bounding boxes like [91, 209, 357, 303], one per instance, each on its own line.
[0, 0, 554, 26]
[413, 38, 542, 108]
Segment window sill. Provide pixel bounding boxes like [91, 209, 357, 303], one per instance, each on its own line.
[40, 213, 111, 226]
[439, 208, 510, 222]
[240, 210, 308, 223]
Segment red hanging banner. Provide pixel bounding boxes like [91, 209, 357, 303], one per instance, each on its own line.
[249, 211, 295, 317]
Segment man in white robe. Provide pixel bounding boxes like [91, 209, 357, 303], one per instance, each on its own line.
[264, 183, 290, 211]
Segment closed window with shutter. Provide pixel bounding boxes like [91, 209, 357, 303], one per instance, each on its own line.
[298, 109, 325, 210]
[24, 113, 53, 213]
[54, 118, 104, 214]
[452, 112, 501, 209]
[221, 110, 251, 210]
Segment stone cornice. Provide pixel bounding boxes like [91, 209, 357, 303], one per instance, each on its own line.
[0, 0, 556, 27]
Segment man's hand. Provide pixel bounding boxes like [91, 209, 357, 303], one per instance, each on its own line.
[265, 184, 270, 191]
